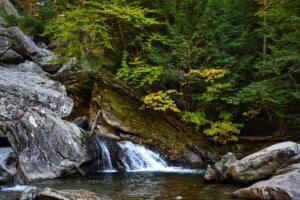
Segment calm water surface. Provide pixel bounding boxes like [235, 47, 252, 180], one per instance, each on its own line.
[30, 172, 241, 200]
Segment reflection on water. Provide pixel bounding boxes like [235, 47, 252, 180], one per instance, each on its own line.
[31, 173, 241, 200]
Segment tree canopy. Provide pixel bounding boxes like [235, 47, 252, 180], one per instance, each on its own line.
[7, 0, 300, 144]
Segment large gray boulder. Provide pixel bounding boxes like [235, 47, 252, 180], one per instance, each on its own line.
[8, 108, 91, 182]
[205, 142, 300, 184]
[4, 61, 45, 74]
[0, 66, 73, 118]
[0, 25, 61, 72]
[0, 147, 16, 183]
[228, 141, 300, 183]
[0, 27, 57, 70]
[232, 163, 300, 200]
[0, 66, 91, 182]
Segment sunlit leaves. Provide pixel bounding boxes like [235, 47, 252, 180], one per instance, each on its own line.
[141, 90, 181, 112]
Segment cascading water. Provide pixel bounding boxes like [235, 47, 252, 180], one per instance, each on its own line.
[118, 141, 169, 171]
[95, 139, 116, 172]
[96, 139, 200, 173]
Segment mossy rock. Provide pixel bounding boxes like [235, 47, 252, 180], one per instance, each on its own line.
[90, 73, 216, 164]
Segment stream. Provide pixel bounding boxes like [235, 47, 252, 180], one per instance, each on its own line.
[0, 139, 242, 200]
[0, 173, 241, 200]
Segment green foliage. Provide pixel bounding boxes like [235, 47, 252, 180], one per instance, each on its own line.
[29, 0, 300, 143]
[44, 0, 159, 64]
[181, 111, 209, 131]
[204, 120, 242, 144]
[204, 111, 242, 144]
[117, 51, 164, 88]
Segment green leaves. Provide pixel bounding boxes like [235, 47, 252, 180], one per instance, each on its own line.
[38, 0, 300, 142]
[117, 51, 164, 88]
[44, 0, 159, 64]
[181, 111, 209, 131]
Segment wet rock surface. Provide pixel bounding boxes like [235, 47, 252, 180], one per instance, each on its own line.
[36, 187, 107, 200]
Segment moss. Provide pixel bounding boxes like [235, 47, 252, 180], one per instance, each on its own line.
[91, 79, 214, 161]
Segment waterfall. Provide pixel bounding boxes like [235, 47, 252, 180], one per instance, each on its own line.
[118, 141, 169, 171]
[96, 139, 200, 173]
[95, 139, 116, 172]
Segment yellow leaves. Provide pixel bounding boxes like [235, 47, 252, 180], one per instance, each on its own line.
[141, 90, 181, 113]
[188, 68, 228, 83]
[204, 120, 243, 144]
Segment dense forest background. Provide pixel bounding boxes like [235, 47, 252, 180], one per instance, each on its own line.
[6, 0, 300, 144]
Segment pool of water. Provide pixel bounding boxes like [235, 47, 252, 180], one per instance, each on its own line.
[21, 172, 241, 200]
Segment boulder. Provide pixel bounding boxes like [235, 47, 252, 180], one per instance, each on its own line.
[36, 188, 107, 200]
[0, 147, 16, 183]
[205, 142, 300, 184]
[0, 35, 24, 64]
[3, 61, 45, 74]
[40, 63, 63, 74]
[0, 66, 91, 182]
[228, 141, 300, 183]
[9, 108, 91, 182]
[0, 27, 53, 67]
[0, 49, 24, 64]
[0, 0, 20, 17]
[204, 152, 237, 182]
[232, 163, 300, 200]
[180, 151, 204, 168]
[0, 66, 73, 118]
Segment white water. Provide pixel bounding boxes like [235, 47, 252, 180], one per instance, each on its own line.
[118, 141, 169, 171]
[98, 140, 200, 173]
[95, 139, 116, 173]
[0, 185, 31, 192]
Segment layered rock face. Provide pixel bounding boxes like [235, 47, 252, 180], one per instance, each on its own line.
[0, 20, 91, 183]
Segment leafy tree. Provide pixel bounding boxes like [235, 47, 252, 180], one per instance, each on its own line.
[20, 0, 299, 143]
